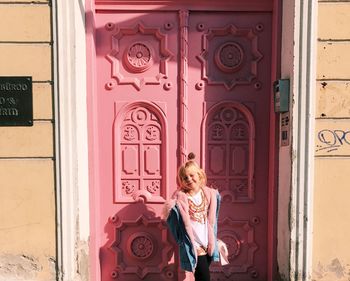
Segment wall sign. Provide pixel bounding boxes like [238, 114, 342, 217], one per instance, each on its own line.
[0, 77, 33, 126]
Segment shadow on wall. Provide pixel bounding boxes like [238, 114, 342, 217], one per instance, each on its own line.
[99, 202, 186, 281]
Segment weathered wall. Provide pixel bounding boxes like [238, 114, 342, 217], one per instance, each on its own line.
[0, 1, 56, 281]
[313, 1, 350, 280]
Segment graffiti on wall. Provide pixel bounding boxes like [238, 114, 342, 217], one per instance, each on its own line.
[316, 129, 350, 153]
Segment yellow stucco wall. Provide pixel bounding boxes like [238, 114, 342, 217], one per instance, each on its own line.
[313, 1, 350, 280]
[0, 2, 55, 281]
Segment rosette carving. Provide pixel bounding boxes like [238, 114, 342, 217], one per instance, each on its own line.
[129, 233, 154, 259]
[215, 42, 244, 73]
[124, 43, 153, 73]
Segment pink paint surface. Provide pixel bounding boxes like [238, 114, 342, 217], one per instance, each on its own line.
[86, 1, 278, 280]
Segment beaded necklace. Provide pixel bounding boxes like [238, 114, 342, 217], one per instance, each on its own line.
[187, 189, 208, 224]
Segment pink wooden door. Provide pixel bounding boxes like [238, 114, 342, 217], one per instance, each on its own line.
[88, 2, 274, 281]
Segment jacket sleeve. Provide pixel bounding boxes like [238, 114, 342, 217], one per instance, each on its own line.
[215, 191, 221, 236]
[166, 206, 183, 244]
[166, 204, 197, 272]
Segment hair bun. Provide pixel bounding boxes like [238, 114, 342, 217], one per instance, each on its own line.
[187, 152, 195, 160]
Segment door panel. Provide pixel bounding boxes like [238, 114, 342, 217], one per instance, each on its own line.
[115, 102, 168, 203]
[95, 11, 180, 281]
[187, 12, 271, 281]
[91, 7, 272, 281]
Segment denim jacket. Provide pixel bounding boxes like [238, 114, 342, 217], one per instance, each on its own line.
[163, 186, 221, 272]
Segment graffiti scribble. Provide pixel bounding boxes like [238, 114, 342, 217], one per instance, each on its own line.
[316, 129, 350, 152]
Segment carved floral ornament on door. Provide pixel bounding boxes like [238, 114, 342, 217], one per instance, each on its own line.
[104, 21, 264, 91]
[108, 215, 173, 279]
[105, 23, 174, 91]
[115, 101, 167, 203]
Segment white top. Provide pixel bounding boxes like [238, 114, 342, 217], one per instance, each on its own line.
[188, 190, 208, 249]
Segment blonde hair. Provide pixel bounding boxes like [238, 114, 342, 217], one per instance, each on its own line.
[178, 153, 207, 189]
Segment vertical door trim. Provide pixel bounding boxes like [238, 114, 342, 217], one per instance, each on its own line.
[268, 0, 282, 279]
[54, 0, 90, 280]
[290, 0, 317, 280]
[278, 0, 318, 280]
[178, 10, 189, 164]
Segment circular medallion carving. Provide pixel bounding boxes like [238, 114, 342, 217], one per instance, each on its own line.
[220, 232, 241, 259]
[131, 108, 149, 125]
[221, 108, 238, 123]
[128, 232, 155, 259]
[215, 42, 244, 73]
[124, 42, 153, 73]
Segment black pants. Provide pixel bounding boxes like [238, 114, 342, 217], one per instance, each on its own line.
[194, 255, 211, 281]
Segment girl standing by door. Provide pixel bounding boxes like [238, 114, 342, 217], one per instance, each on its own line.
[163, 153, 228, 281]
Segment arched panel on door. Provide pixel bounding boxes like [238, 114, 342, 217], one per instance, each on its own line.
[202, 101, 259, 279]
[114, 101, 167, 203]
[202, 101, 255, 203]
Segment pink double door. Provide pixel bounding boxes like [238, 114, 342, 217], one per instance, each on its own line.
[89, 3, 275, 281]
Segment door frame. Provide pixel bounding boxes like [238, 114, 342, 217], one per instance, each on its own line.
[53, 0, 90, 280]
[278, 1, 318, 280]
[53, 0, 317, 280]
